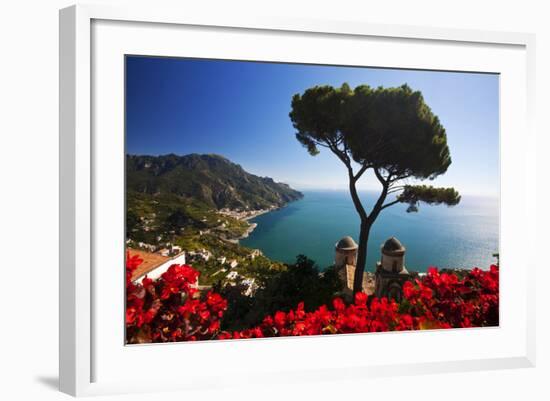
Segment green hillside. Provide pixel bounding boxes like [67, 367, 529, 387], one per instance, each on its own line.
[126, 153, 303, 210]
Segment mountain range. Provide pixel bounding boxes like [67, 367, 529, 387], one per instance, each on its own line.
[126, 153, 303, 210]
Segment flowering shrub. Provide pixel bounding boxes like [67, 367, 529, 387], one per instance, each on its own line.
[401, 265, 499, 329]
[217, 293, 415, 340]
[126, 253, 227, 343]
[126, 252, 499, 343]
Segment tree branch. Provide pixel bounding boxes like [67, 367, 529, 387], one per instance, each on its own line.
[325, 140, 369, 222]
[380, 199, 401, 211]
[327, 141, 350, 166]
[353, 164, 370, 182]
[367, 168, 391, 224]
[347, 171, 368, 221]
[387, 186, 406, 195]
[388, 172, 412, 183]
[311, 138, 330, 148]
[372, 168, 394, 187]
[373, 168, 387, 186]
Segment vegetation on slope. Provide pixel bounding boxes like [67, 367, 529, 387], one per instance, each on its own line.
[127, 153, 303, 210]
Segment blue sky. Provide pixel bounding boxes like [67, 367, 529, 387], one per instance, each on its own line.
[126, 56, 499, 197]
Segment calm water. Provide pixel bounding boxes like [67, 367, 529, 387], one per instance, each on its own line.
[241, 191, 499, 272]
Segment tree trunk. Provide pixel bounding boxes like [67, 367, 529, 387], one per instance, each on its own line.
[353, 219, 370, 293]
[346, 170, 371, 294]
[344, 165, 387, 294]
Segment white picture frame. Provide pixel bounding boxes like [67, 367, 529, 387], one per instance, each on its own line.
[59, 4, 536, 397]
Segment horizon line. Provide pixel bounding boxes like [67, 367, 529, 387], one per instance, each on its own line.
[125, 152, 499, 200]
[291, 187, 499, 199]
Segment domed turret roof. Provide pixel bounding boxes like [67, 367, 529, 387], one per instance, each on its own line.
[382, 237, 405, 252]
[335, 236, 358, 250]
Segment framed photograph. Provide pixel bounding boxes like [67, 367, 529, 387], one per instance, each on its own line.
[59, 4, 536, 396]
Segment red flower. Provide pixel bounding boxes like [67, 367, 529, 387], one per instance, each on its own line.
[420, 284, 433, 300]
[126, 251, 499, 344]
[274, 311, 287, 328]
[354, 292, 368, 307]
[126, 307, 137, 325]
[206, 292, 227, 313]
[126, 252, 143, 272]
[217, 331, 232, 340]
[333, 297, 345, 312]
[403, 281, 416, 298]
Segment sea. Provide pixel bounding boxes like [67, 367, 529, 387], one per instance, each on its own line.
[240, 190, 499, 272]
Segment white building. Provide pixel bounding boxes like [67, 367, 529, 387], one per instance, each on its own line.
[241, 278, 258, 296]
[248, 249, 262, 260]
[133, 252, 187, 282]
[226, 271, 239, 280]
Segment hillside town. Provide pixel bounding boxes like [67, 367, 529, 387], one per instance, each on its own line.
[126, 202, 273, 297]
[128, 242, 264, 297]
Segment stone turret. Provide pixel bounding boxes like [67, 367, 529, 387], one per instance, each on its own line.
[334, 236, 372, 297]
[334, 236, 358, 297]
[380, 237, 406, 273]
[374, 237, 416, 301]
[335, 236, 358, 268]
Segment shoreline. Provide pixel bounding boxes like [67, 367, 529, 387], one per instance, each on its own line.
[221, 207, 277, 244]
[234, 204, 289, 242]
[223, 197, 303, 244]
[237, 208, 276, 241]
[238, 196, 307, 240]
[238, 222, 258, 240]
[242, 208, 273, 221]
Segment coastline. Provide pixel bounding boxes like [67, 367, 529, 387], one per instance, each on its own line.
[234, 203, 291, 242]
[221, 206, 277, 244]
[226, 196, 303, 244]
[238, 222, 258, 240]
[238, 207, 277, 240]
[242, 208, 273, 221]
[236, 195, 306, 243]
